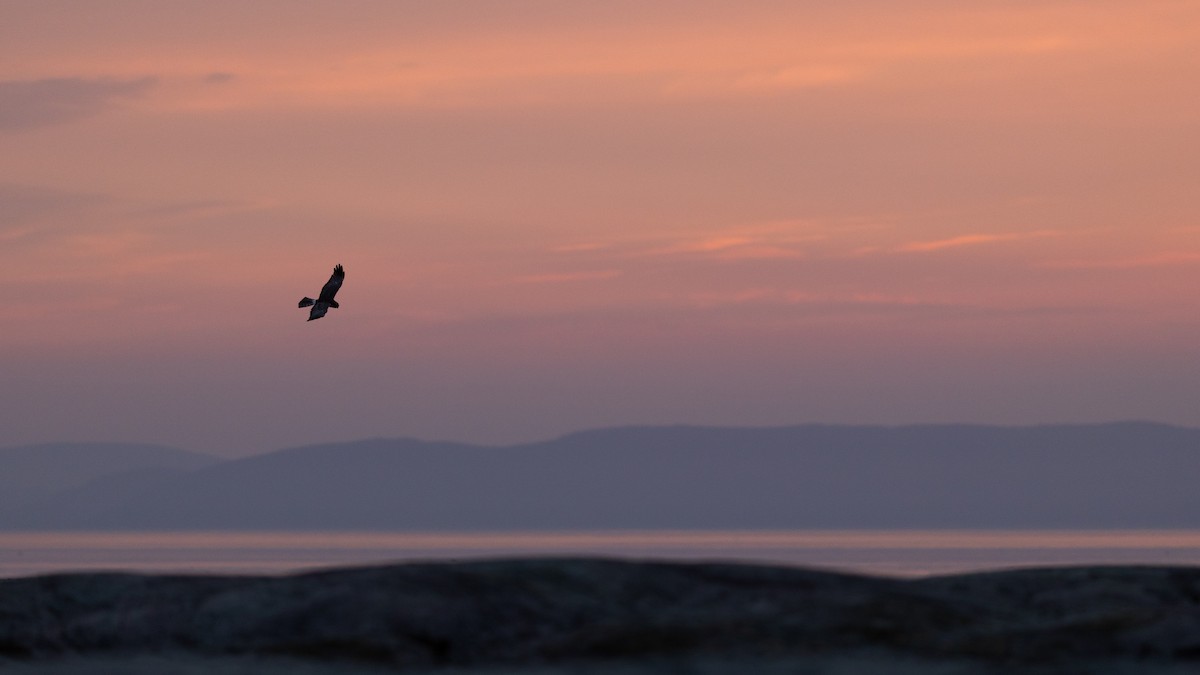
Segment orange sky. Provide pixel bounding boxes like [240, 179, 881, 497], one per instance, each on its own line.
[2, 1, 1199, 454]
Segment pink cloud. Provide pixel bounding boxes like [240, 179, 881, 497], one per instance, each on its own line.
[512, 269, 623, 284]
[898, 230, 1059, 253]
[1043, 251, 1200, 270]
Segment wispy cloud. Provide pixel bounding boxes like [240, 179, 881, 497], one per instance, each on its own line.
[898, 230, 1059, 253]
[512, 270, 623, 284]
[0, 77, 156, 132]
[624, 221, 831, 261]
[203, 72, 236, 85]
[668, 236, 754, 253]
[674, 286, 1080, 321]
[710, 245, 808, 261]
[1043, 251, 1200, 270]
[0, 183, 102, 234]
[551, 242, 612, 254]
[663, 64, 859, 97]
[128, 197, 275, 223]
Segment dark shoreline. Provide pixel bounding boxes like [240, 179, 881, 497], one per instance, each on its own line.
[4, 558, 1200, 673]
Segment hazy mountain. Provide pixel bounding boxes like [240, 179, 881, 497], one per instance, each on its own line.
[0, 442, 217, 513]
[8, 422, 1200, 530]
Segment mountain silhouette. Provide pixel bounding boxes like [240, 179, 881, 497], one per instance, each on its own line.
[0, 442, 216, 515]
[7, 423, 1200, 530]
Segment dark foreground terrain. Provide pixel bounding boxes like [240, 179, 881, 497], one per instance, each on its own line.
[4, 558, 1200, 674]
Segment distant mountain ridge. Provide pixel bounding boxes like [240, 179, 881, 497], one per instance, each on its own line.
[6, 422, 1200, 530]
[0, 442, 216, 514]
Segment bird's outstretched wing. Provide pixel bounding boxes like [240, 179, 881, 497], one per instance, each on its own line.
[317, 264, 344, 302]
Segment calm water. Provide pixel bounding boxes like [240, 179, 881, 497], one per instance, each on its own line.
[5, 530, 1200, 579]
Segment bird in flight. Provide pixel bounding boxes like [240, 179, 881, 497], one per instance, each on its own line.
[299, 264, 344, 321]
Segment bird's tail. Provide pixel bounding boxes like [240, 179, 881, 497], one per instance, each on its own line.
[298, 297, 315, 308]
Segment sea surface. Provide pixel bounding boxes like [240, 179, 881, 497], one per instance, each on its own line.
[5, 530, 1200, 579]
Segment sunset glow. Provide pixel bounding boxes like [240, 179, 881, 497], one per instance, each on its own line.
[3, 1, 1199, 454]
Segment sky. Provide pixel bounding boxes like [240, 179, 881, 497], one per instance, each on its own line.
[2, 1, 1199, 456]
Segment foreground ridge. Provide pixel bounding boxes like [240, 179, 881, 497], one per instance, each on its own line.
[2, 558, 1200, 672]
